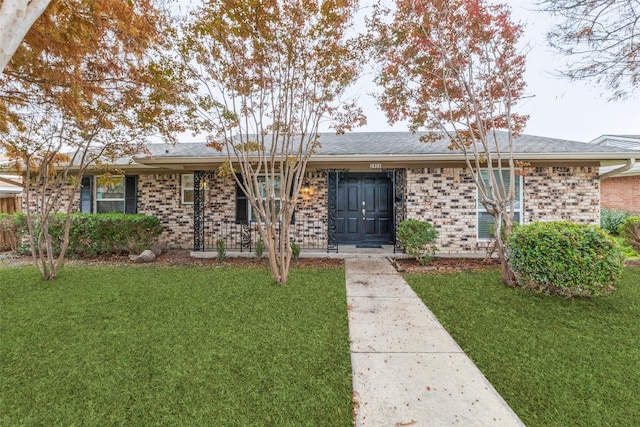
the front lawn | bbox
[0,265,352,426]
[405,268,640,427]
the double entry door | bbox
[336,173,392,244]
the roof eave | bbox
[133,152,640,166]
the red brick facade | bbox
[601,175,640,214]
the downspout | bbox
[599,158,636,180]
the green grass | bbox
[405,268,640,427]
[0,265,352,426]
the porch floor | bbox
[191,245,408,260]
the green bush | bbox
[600,208,632,235]
[290,240,300,259]
[7,213,162,256]
[216,238,227,261]
[614,236,639,258]
[255,238,265,258]
[507,221,624,297]
[619,216,640,253]
[397,219,439,264]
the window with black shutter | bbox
[80,176,93,213]
[234,174,295,224]
[80,175,137,213]
[235,180,248,223]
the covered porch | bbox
[191,169,408,254]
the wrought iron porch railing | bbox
[202,219,329,252]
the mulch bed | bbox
[0,250,344,269]
[393,257,501,273]
[3,251,638,272]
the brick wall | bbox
[21,166,601,254]
[406,166,600,256]
[406,167,486,254]
[23,184,80,213]
[137,173,237,247]
[137,172,329,248]
[601,175,640,214]
[524,166,600,223]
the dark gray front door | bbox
[337,173,392,244]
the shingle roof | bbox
[590,134,640,151]
[142,131,635,159]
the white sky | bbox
[339,0,640,143]
[172,0,640,144]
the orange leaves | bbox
[1,0,181,142]
[373,0,528,138]
[182,0,364,142]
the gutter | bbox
[133,152,640,166]
[0,175,22,187]
[600,158,636,179]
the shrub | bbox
[601,208,632,236]
[10,213,162,256]
[614,236,639,258]
[397,219,439,264]
[0,213,24,252]
[619,216,640,253]
[255,238,265,258]
[507,221,624,297]
[216,238,227,261]
[290,240,300,259]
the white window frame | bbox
[476,170,523,242]
[94,175,125,213]
[182,174,194,205]
[181,173,207,205]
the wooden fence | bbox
[1,195,22,250]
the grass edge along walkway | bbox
[0,265,353,426]
[405,267,640,427]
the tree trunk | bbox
[494,235,515,287]
[0,0,51,73]
[262,220,292,285]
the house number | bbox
[370,163,382,169]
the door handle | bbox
[362,208,366,220]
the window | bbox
[96,176,125,213]
[182,174,207,205]
[477,170,522,241]
[250,176,281,221]
[182,174,195,204]
[235,175,294,223]
[181,173,194,205]
[80,175,137,214]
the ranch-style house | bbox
[49,132,640,256]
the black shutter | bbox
[290,179,296,224]
[235,179,248,223]
[80,176,93,213]
[125,175,138,214]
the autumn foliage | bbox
[0,0,180,280]
[372,0,528,285]
[181,0,365,284]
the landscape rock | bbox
[129,249,156,263]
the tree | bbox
[0,0,182,280]
[181,0,365,284]
[372,0,528,286]
[539,0,640,99]
[0,0,51,73]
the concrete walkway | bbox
[346,258,524,426]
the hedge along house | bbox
[71,132,639,256]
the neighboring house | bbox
[28,131,640,256]
[591,135,640,214]
[0,154,23,214]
